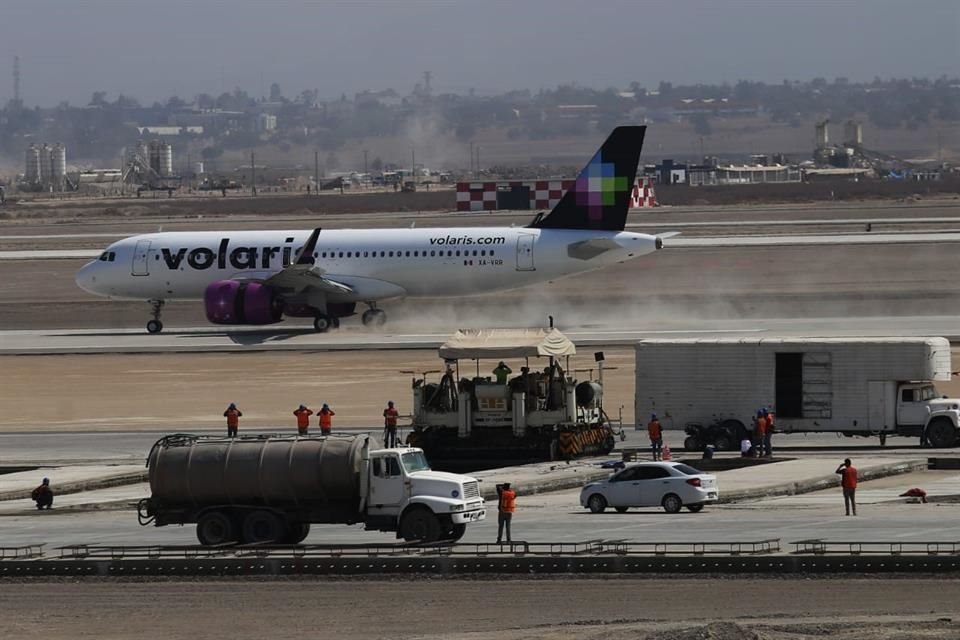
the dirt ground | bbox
[0,348,637,432]
[0,578,957,640]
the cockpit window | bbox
[108,252,116,262]
[99,252,109,261]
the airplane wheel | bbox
[361,309,376,327]
[313,314,332,333]
[146,320,163,334]
[372,309,387,327]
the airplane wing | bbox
[263,227,355,296]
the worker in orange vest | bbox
[753,409,768,457]
[647,413,663,461]
[294,404,313,436]
[761,408,774,458]
[496,482,516,544]
[383,401,399,447]
[223,403,242,438]
[835,458,858,516]
[318,403,335,435]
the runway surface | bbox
[2,315,959,355]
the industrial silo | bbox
[38,144,52,185]
[24,145,41,184]
[158,142,173,177]
[50,143,67,190]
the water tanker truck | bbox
[138,433,486,545]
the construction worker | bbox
[294,404,313,436]
[496,482,516,544]
[31,478,53,510]
[223,403,242,438]
[762,408,774,457]
[383,401,399,447]
[647,413,663,461]
[753,409,768,457]
[318,403,335,435]
[836,458,859,516]
[493,361,512,384]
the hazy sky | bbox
[1,0,957,107]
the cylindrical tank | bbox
[158,142,173,177]
[50,143,66,189]
[148,434,379,507]
[193,161,204,176]
[24,145,41,183]
[38,144,51,183]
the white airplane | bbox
[76,126,664,334]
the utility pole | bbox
[469,142,474,173]
[314,150,319,194]
[475,146,481,174]
[12,55,20,105]
[363,149,369,175]
[411,146,416,186]
[251,151,256,196]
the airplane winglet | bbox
[295,227,322,265]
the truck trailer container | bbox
[634,337,960,449]
[139,433,486,545]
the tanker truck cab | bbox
[897,383,960,447]
[364,446,486,542]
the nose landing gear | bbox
[313,313,340,333]
[146,300,165,334]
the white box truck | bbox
[634,337,960,449]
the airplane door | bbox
[131,240,151,276]
[516,234,535,271]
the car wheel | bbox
[587,494,607,514]
[614,506,629,513]
[686,504,704,513]
[662,493,682,514]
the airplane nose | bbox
[75,262,99,294]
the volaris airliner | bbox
[76,126,664,333]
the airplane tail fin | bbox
[529,126,646,232]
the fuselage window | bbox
[380,251,386,257]
[481,250,486,257]
[430,250,436,257]
[455,250,461,257]
[490,250,495,257]
[388,251,394,257]
[472,250,478,256]
[405,251,410,257]
[413,250,418,257]
[363,251,369,258]
[321,252,327,258]
[447,250,453,257]
[338,252,344,258]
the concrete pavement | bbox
[0,465,145,502]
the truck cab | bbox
[896,383,960,447]
[364,446,486,541]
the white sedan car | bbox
[580,462,719,514]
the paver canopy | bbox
[438,328,576,360]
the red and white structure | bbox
[456,177,657,212]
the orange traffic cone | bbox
[662,442,672,461]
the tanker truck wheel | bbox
[196,511,236,546]
[400,507,441,543]
[283,523,311,544]
[446,523,467,542]
[241,510,287,544]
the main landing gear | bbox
[361,307,387,328]
[146,300,165,334]
[313,313,340,333]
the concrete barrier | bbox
[3,554,960,578]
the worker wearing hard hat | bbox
[294,404,314,436]
[647,413,663,461]
[223,403,242,438]
[318,403,335,436]
[31,477,53,510]
[383,401,399,447]
[493,361,512,385]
